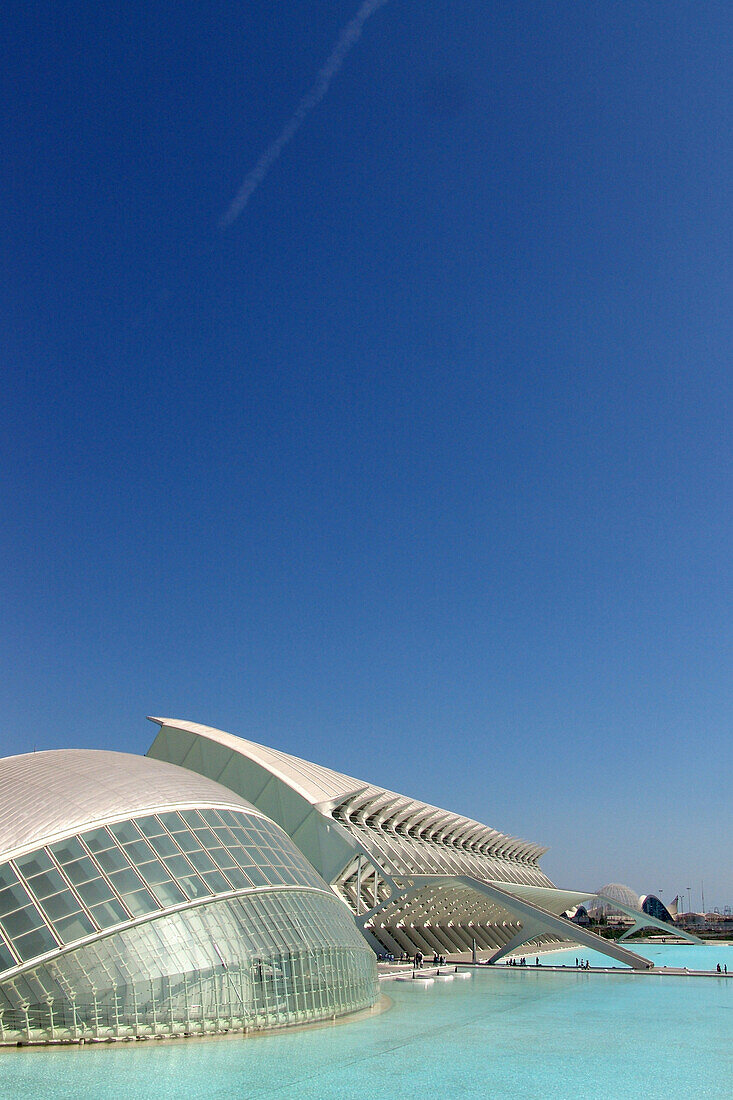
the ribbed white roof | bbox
[149,718,367,806]
[0,749,260,861]
[148,719,546,862]
[592,882,642,912]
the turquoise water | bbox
[519,940,733,970]
[2,945,731,1099]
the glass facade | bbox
[0,808,326,972]
[0,805,378,1043]
[0,891,377,1042]
[642,895,675,924]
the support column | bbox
[487,921,545,964]
[356,858,363,916]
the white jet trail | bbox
[220,0,390,228]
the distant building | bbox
[676,911,733,936]
[589,883,642,919]
[565,905,591,926]
[640,895,676,925]
[587,885,694,940]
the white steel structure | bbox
[0,750,377,1044]
[148,719,668,970]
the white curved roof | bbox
[149,718,367,806]
[592,882,642,912]
[148,718,546,862]
[0,749,261,861]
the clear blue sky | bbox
[2,1,731,909]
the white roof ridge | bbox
[150,718,540,856]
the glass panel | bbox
[82,836,162,916]
[156,853,192,880]
[157,812,186,834]
[0,880,34,920]
[12,925,57,961]
[107,820,141,845]
[179,809,206,829]
[208,847,241,871]
[1,907,41,939]
[136,816,166,839]
[49,837,84,864]
[80,828,116,854]
[15,850,55,879]
[74,876,116,907]
[53,855,98,888]
[176,875,211,901]
[144,833,178,859]
[0,865,20,892]
[147,879,187,907]
[229,840,262,868]
[1,813,329,970]
[131,860,187,907]
[186,849,218,874]
[218,810,242,830]
[192,826,218,850]
[169,830,200,854]
[212,824,240,850]
[54,912,95,941]
[106,868,148,896]
[242,865,271,888]
[215,865,251,890]
[123,839,156,864]
[118,889,158,917]
[199,809,225,828]
[104,814,249,911]
[93,848,129,875]
[0,935,15,971]
[89,898,128,928]
[40,892,78,921]
[201,869,231,893]
[228,825,258,850]
[131,858,172,887]
[19,867,70,904]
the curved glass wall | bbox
[0,806,378,1043]
[0,891,377,1042]
[0,808,325,971]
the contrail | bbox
[220,0,390,228]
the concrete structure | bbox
[0,750,377,1044]
[149,719,678,970]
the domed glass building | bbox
[0,750,378,1044]
[589,883,642,916]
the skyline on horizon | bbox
[2,1,731,909]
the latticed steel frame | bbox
[329,795,555,958]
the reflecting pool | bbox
[517,940,733,970]
[2,945,731,1099]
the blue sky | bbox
[2,1,731,909]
